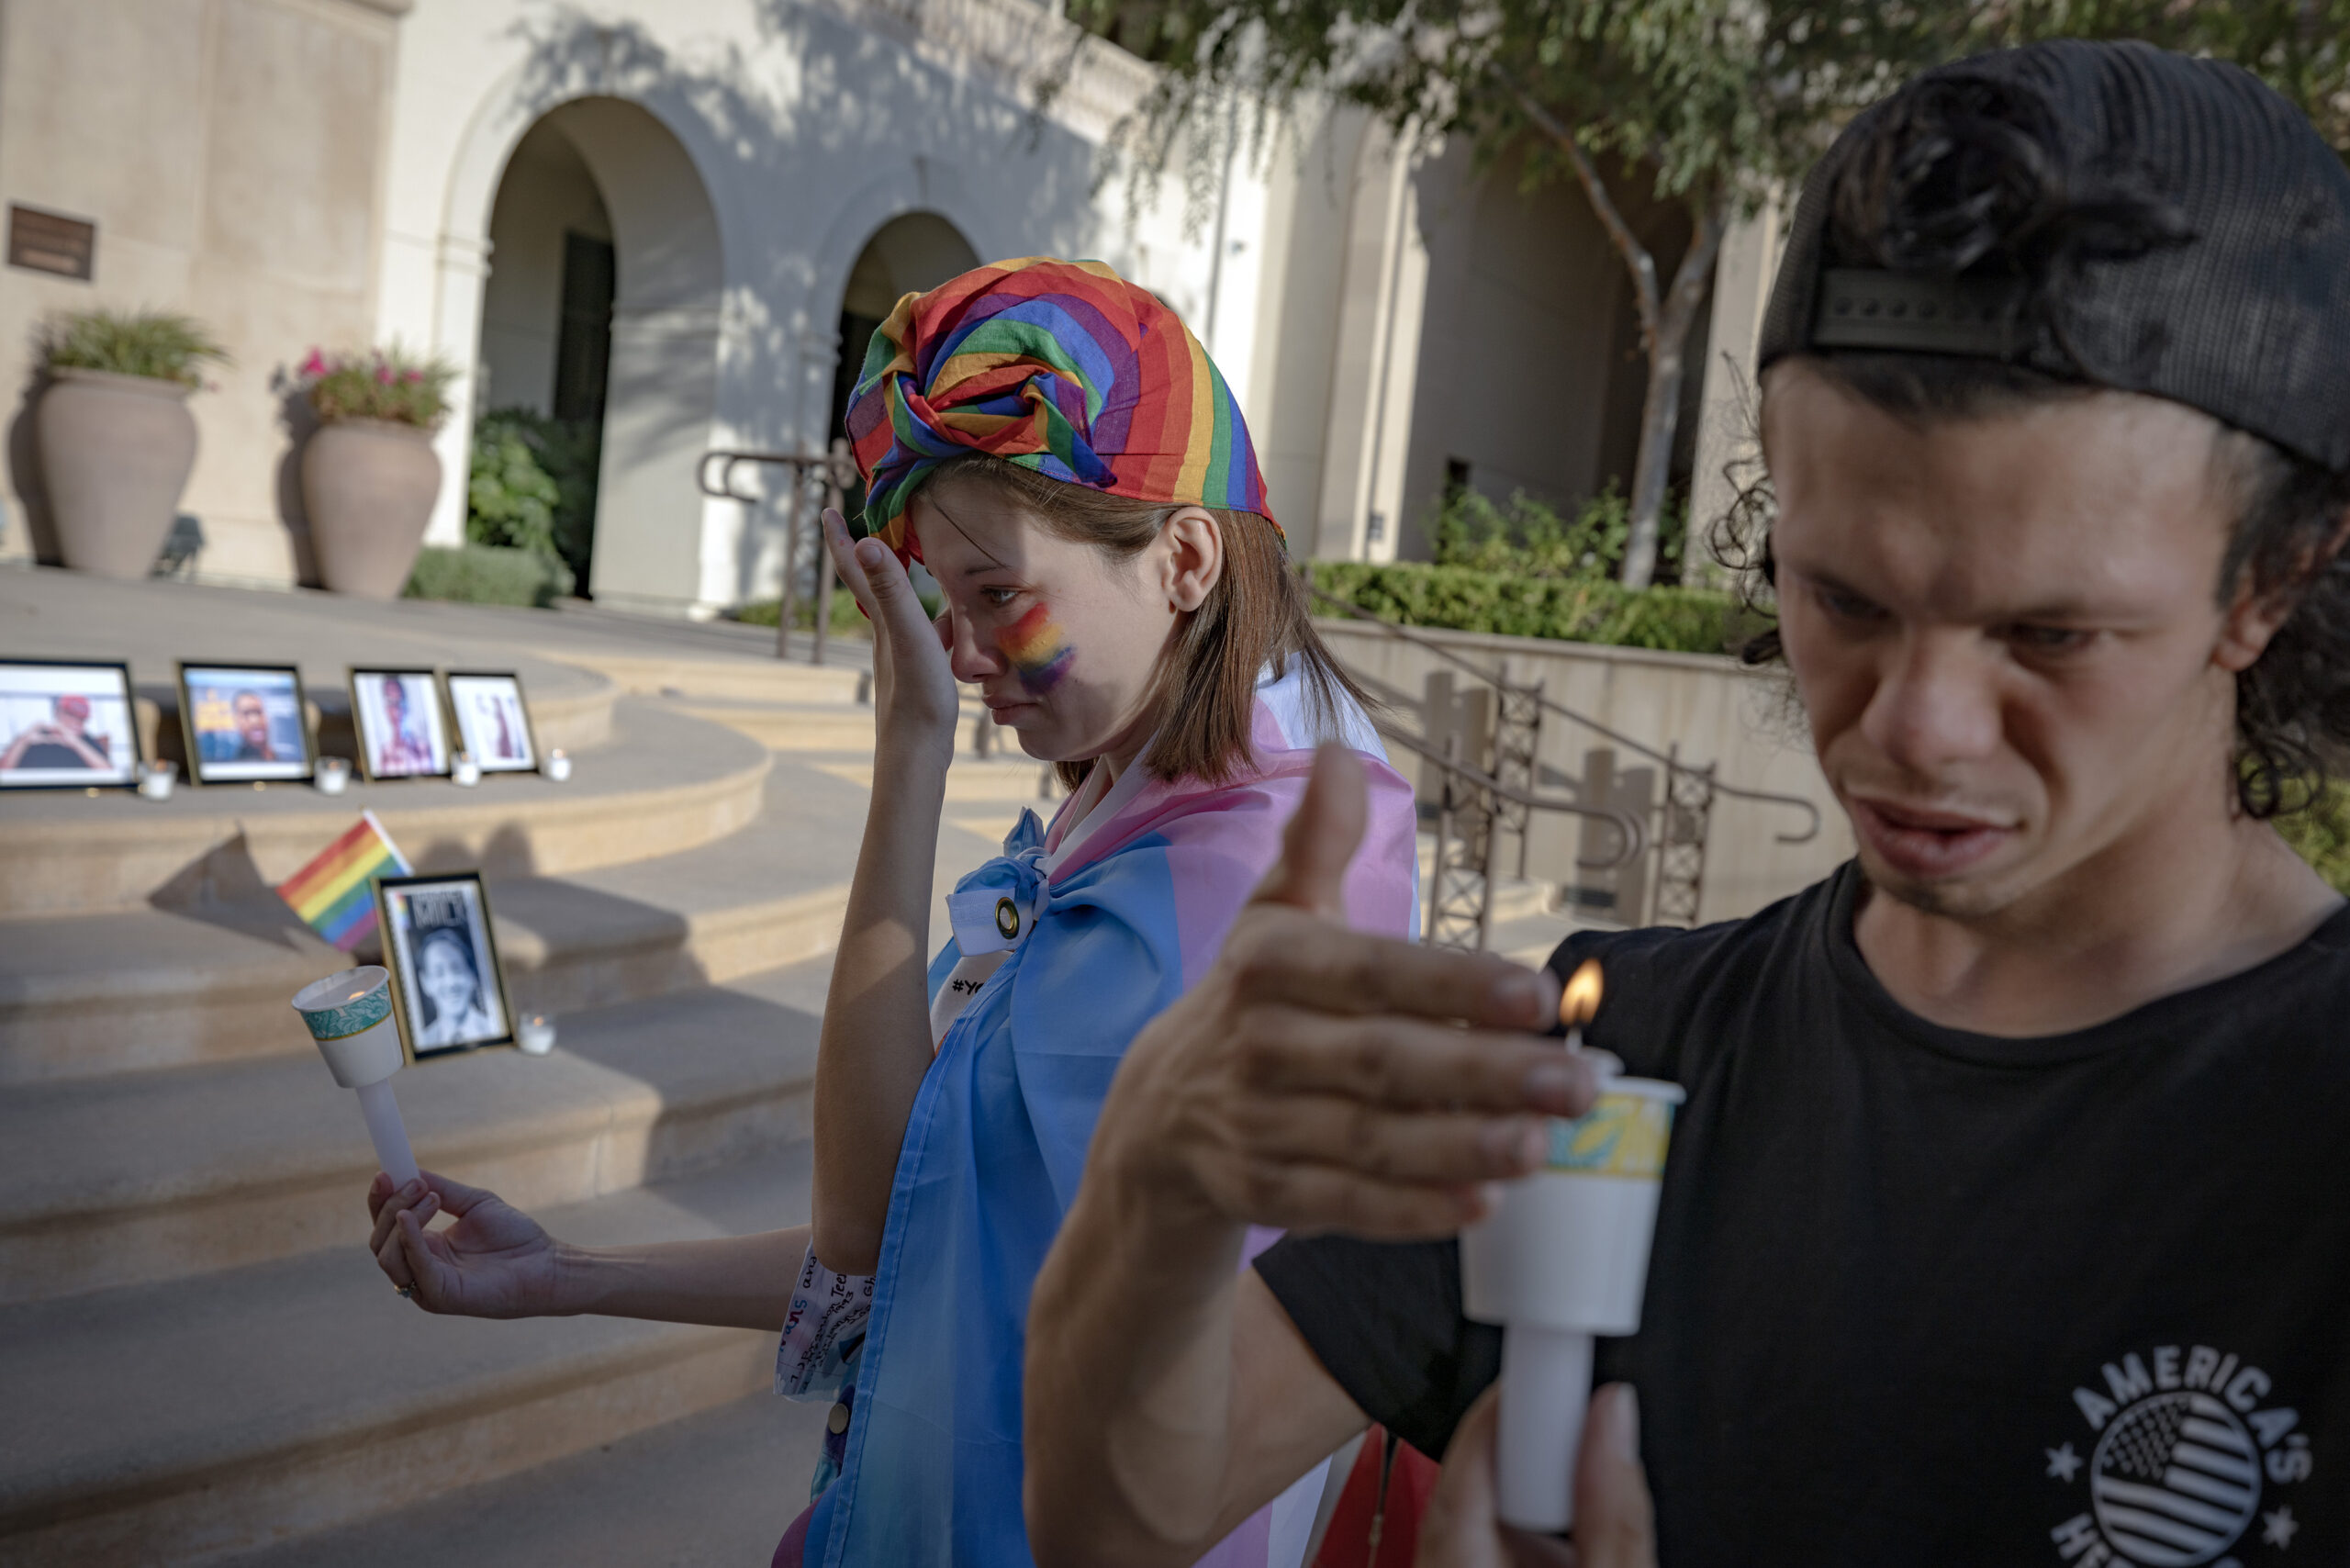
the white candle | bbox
[291,966,419,1187]
[1459,961,1683,1533]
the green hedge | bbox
[403,543,574,609]
[1309,561,1744,655]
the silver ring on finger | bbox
[396,1282,416,1300]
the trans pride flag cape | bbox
[801,666,1418,1568]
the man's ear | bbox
[2214,508,2350,673]
[1161,507,1225,613]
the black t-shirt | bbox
[1259,863,2350,1565]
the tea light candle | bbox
[291,966,419,1188]
[517,1013,556,1054]
[452,752,481,788]
[315,757,351,796]
[137,760,177,801]
[544,749,572,783]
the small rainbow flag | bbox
[275,810,412,951]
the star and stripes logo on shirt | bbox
[2049,1346,2314,1566]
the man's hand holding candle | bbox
[1024,747,1657,1566]
[1074,745,1597,1242]
[1416,1383,1658,1568]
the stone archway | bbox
[827,211,981,450]
[442,94,725,613]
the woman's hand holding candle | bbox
[369,1170,562,1318]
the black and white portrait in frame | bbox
[375,871,514,1058]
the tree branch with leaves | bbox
[1069,0,2350,585]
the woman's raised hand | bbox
[822,506,960,767]
[367,1170,564,1319]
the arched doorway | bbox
[828,213,980,502]
[469,96,722,610]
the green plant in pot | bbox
[297,344,455,599]
[35,309,226,579]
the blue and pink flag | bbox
[796,665,1418,1568]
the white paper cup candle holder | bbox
[1458,960,1685,1534]
[291,966,420,1189]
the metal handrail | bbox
[696,447,856,505]
[1304,578,1823,845]
[1374,716,1646,870]
[698,445,859,666]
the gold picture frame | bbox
[374,870,517,1061]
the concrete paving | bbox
[0,1153,815,1566]
[217,1388,825,1568]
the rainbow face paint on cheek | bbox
[998,603,1076,693]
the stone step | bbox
[560,651,866,706]
[672,694,876,752]
[0,759,881,1083]
[0,1149,813,1567]
[0,567,623,763]
[0,957,835,1305]
[812,756,1065,804]
[666,689,1041,761]
[0,699,771,919]
[214,1385,826,1568]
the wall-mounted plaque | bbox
[8,207,95,281]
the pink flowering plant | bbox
[297,344,454,430]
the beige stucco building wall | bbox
[0,0,408,587]
[1316,617,1854,924]
[0,0,1779,617]
[1238,110,1709,567]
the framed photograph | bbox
[375,871,514,1059]
[0,659,141,790]
[444,671,537,774]
[178,663,312,785]
[350,668,452,782]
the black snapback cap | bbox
[1759,39,2350,474]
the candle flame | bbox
[1560,958,1604,1029]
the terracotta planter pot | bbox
[302,418,443,599]
[35,368,199,579]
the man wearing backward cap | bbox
[1025,40,2350,1565]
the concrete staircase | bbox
[0,569,1058,1565]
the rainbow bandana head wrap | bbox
[844,256,1276,561]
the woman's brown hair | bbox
[915,454,1373,790]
